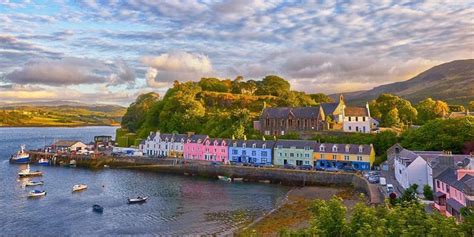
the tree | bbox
[309,93,334,104]
[416,98,449,124]
[198,77,231,92]
[308,197,348,236]
[469,101,474,111]
[423,185,433,200]
[255,75,290,96]
[121,92,160,132]
[384,108,401,127]
[449,105,465,112]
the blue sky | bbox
[0,0,473,105]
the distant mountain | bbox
[332,59,474,105]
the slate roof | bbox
[446,198,464,212]
[435,168,474,195]
[275,140,318,149]
[205,138,230,145]
[344,106,369,116]
[261,107,320,119]
[187,134,208,143]
[314,143,373,155]
[320,102,339,115]
[53,140,83,147]
[230,140,276,149]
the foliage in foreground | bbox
[279,197,473,237]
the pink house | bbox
[202,138,229,163]
[434,168,474,221]
[183,134,209,161]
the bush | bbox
[423,185,434,200]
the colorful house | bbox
[202,138,229,163]
[183,134,209,161]
[273,140,317,167]
[228,139,275,165]
[142,132,187,158]
[313,143,375,171]
[434,168,474,221]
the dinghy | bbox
[92,204,103,213]
[127,196,148,204]
[25,181,44,186]
[28,190,46,198]
[18,164,43,177]
[72,184,88,192]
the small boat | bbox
[233,177,244,182]
[218,175,232,182]
[38,158,49,166]
[28,190,46,198]
[18,164,43,177]
[103,165,110,168]
[25,181,44,186]
[127,196,148,204]
[92,204,103,213]
[10,145,30,164]
[72,184,88,192]
[69,160,77,168]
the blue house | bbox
[228,140,275,165]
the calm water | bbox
[0,127,289,235]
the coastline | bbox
[0,124,120,128]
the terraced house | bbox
[273,140,317,167]
[183,134,209,161]
[202,138,229,163]
[142,132,187,158]
[228,139,275,166]
[313,143,375,171]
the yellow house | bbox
[312,143,375,170]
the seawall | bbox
[29,152,383,204]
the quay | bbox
[28,151,384,204]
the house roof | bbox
[448,111,474,119]
[230,139,276,148]
[435,168,474,195]
[320,102,339,115]
[187,134,208,143]
[344,106,369,116]
[53,140,83,147]
[446,198,464,212]
[314,143,373,155]
[275,140,318,149]
[261,107,320,119]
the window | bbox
[242,143,246,148]
[349,126,351,130]
[262,144,266,149]
[261,158,267,163]
[261,151,268,157]
[305,154,310,158]
[349,117,351,122]
[252,151,256,156]
[332,155,337,160]
[290,153,294,157]
[304,161,310,165]
[242,150,246,155]
[447,186,450,193]
[356,117,359,122]
[359,145,363,153]
[344,155,349,161]
[279,153,282,156]
[320,154,325,159]
[332,145,338,152]
[232,150,238,155]
[363,117,366,122]
[345,145,350,153]
[320,145,325,152]
[357,156,363,161]
[252,144,256,148]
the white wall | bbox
[394,156,428,193]
[343,117,371,133]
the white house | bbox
[342,103,372,133]
[142,131,187,158]
[51,140,87,153]
[389,144,471,192]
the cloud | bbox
[141,51,213,88]
[3,57,136,86]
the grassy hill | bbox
[0,103,126,127]
[333,59,474,105]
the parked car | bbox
[283,164,296,169]
[342,166,356,173]
[368,175,380,183]
[314,166,326,171]
[325,167,339,172]
[379,177,387,186]
[386,184,394,193]
[299,165,313,170]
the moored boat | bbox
[28,190,46,198]
[72,184,88,192]
[127,196,148,204]
[218,175,232,182]
[25,180,44,186]
[18,164,43,177]
[10,145,30,164]
[92,204,103,213]
[38,158,49,166]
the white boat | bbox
[103,165,110,168]
[28,190,46,197]
[218,175,232,182]
[10,145,30,164]
[18,164,43,177]
[127,196,148,204]
[38,158,49,166]
[25,181,44,186]
[72,184,88,192]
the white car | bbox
[379,177,387,186]
[386,184,394,193]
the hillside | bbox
[0,104,126,127]
[333,59,474,105]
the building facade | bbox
[183,134,209,161]
[142,132,189,158]
[342,103,372,133]
[313,143,375,171]
[202,138,229,163]
[434,168,474,221]
[273,140,317,166]
[228,140,275,165]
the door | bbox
[284,159,288,165]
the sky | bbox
[0,0,473,106]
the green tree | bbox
[384,108,401,127]
[469,101,474,110]
[255,75,290,96]
[423,185,433,200]
[309,93,333,104]
[198,77,231,92]
[121,92,160,132]
[416,98,449,124]
[308,197,348,236]
[370,94,417,126]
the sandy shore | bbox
[237,186,362,236]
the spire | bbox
[339,94,344,103]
